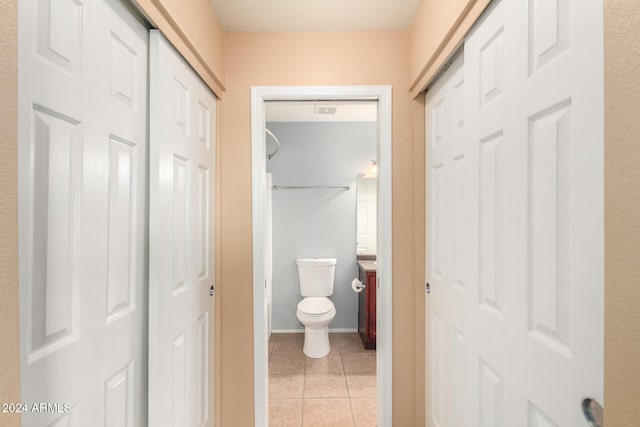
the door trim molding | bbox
[250,85,393,426]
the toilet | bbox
[296,258,337,358]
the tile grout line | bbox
[344,348,358,426]
[348,394,358,427]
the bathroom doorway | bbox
[250,86,393,426]
[265,101,376,425]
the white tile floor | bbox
[268,332,376,427]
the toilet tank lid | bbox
[296,258,337,266]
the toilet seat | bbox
[297,297,334,316]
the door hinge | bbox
[425,282,431,294]
[209,284,215,296]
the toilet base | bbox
[303,326,330,358]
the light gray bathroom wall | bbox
[267,121,376,330]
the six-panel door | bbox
[148,31,216,427]
[426,0,604,425]
[19,0,149,425]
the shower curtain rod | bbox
[272,185,352,191]
[265,128,280,159]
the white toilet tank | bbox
[296,258,337,297]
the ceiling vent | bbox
[314,105,337,115]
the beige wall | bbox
[219,31,424,426]
[604,1,640,424]
[0,0,21,426]
[133,0,226,95]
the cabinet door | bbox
[367,272,377,342]
[358,267,367,341]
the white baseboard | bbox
[270,328,358,334]
[329,328,358,333]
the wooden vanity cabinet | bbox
[358,264,376,349]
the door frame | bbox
[250,85,393,426]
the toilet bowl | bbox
[296,297,336,358]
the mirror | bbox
[356,175,377,255]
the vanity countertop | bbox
[357,260,377,273]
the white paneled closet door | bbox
[426,0,604,425]
[18,0,149,425]
[425,52,467,427]
[149,31,216,427]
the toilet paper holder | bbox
[352,278,366,292]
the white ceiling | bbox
[265,101,377,122]
[209,0,423,32]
